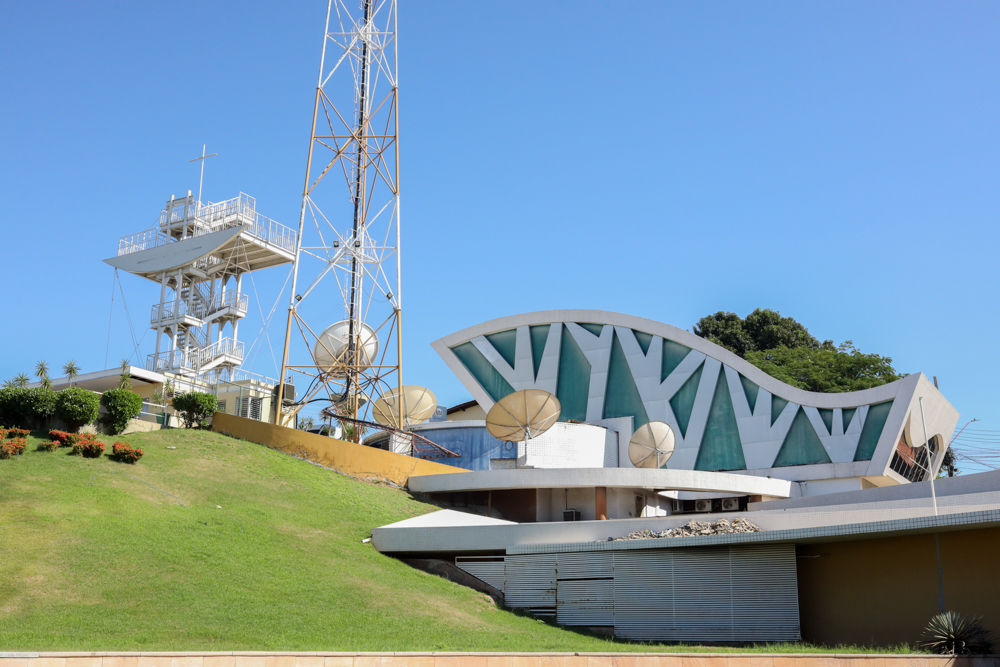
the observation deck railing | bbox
[206,291,249,317]
[150,301,204,324]
[118,193,296,258]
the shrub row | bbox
[0,387,100,431]
[2,429,143,464]
[0,386,144,435]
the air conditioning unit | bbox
[671,499,683,513]
[563,509,581,522]
[695,499,713,512]
[721,498,740,511]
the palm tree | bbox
[40,375,52,390]
[118,358,132,389]
[63,360,80,387]
[35,361,49,380]
[13,373,30,388]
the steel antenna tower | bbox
[276,0,402,431]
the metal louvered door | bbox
[556,552,614,626]
[454,556,506,592]
[613,544,800,642]
[504,553,557,616]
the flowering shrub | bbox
[49,430,73,446]
[6,427,29,440]
[112,442,143,464]
[36,440,60,452]
[0,438,27,459]
[72,438,105,458]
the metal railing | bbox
[149,301,205,324]
[119,229,170,256]
[206,291,249,316]
[199,337,245,366]
[146,349,197,373]
[119,193,297,257]
[200,367,291,387]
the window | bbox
[239,397,262,421]
[217,400,227,414]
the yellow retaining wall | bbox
[212,412,466,487]
[0,654,995,667]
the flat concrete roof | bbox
[408,467,794,497]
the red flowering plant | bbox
[5,428,29,440]
[72,438,105,458]
[36,440,60,452]
[0,439,27,459]
[49,430,73,446]
[112,442,143,464]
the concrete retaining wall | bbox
[211,412,467,487]
[0,653,995,667]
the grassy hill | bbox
[0,428,904,652]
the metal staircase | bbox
[133,191,288,381]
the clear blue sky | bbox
[2,2,998,468]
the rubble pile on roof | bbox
[612,517,761,541]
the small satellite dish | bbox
[629,420,675,468]
[372,385,437,429]
[314,320,379,378]
[486,389,561,443]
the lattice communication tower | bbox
[276,0,402,431]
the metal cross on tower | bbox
[276,0,402,433]
[189,145,217,204]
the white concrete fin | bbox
[565,322,614,422]
[471,335,518,385]
[533,322,562,394]
[724,365,772,468]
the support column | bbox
[595,487,607,520]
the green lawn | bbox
[0,428,915,653]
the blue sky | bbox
[1,2,998,468]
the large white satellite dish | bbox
[313,320,379,378]
[628,420,675,468]
[372,385,437,430]
[485,389,561,443]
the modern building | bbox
[367,310,997,644]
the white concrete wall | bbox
[517,422,610,468]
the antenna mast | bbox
[276,0,402,433]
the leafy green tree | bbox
[744,342,901,393]
[101,388,143,434]
[171,392,218,428]
[693,308,833,357]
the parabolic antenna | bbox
[372,385,438,430]
[313,320,379,378]
[628,420,675,468]
[486,389,561,443]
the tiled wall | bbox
[0,654,996,667]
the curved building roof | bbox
[432,310,959,483]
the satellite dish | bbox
[629,420,675,468]
[372,385,437,429]
[486,389,561,443]
[313,320,379,378]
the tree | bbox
[35,360,50,388]
[101,388,143,434]
[694,309,900,393]
[297,415,315,431]
[171,392,218,428]
[693,308,833,358]
[63,360,80,387]
[744,342,901,393]
[118,359,133,390]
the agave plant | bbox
[63,360,80,387]
[921,611,994,654]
